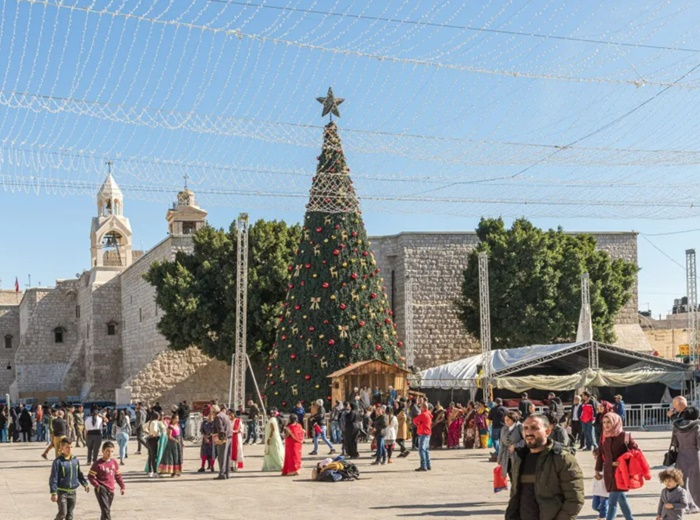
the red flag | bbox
[14,277,19,293]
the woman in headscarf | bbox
[446,403,465,448]
[594,400,614,446]
[343,402,361,458]
[262,408,285,472]
[671,405,700,513]
[430,403,446,449]
[198,408,216,472]
[595,412,637,520]
[463,402,477,449]
[497,411,524,480]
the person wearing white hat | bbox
[309,399,336,456]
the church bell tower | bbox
[90,167,133,268]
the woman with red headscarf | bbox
[595,412,637,520]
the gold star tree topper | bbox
[316,87,344,118]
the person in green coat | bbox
[506,414,584,520]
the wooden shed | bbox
[327,360,411,404]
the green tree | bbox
[265,121,404,408]
[144,219,301,364]
[457,218,637,349]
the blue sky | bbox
[1,1,699,316]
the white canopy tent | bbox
[418,341,690,394]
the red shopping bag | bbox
[493,465,508,493]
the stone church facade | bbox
[0,176,647,404]
[0,176,230,404]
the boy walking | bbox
[49,439,89,520]
[88,441,126,520]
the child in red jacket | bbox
[88,441,125,520]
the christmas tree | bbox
[265,89,404,408]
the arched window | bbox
[4,335,12,349]
[54,327,65,344]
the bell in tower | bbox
[90,163,134,268]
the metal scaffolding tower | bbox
[688,249,698,368]
[404,276,415,370]
[478,252,493,399]
[577,272,596,368]
[231,213,249,409]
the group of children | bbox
[49,439,125,520]
[589,448,689,520]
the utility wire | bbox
[208,0,700,54]
[640,234,686,270]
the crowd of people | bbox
[4,386,700,519]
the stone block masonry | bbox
[369,231,640,371]
[0,304,20,395]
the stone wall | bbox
[14,282,80,396]
[0,290,22,306]
[119,236,193,381]
[369,231,639,371]
[84,275,123,399]
[0,305,20,395]
[122,346,229,406]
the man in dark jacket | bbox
[244,400,259,445]
[487,398,508,456]
[518,393,534,421]
[506,414,584,520]
[547,393,564,423]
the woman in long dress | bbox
[144,412,167,477]
[671,406,700,512]
[430,404,446,449]
[344,402,361,458]
[229,410,245,471]
[262,409,285,472]
[463,402,477,449]
[446,404,465,448]
[475,402,489,449]
[158,413,183,477]
[282,413,304,476]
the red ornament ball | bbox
[294,304,301,310]
[359,321,365,327]
[316,227,323,233]
[305,263,311,269]
[375,345,382,351]
[339,303,346,310]
[351,231,358,237]
[309,326,315,331]
[322,282,330,288]
[305,374,311,381]
[290,353,297,360]
[328,339,335,346]
[362,251,369,256]
[333,249,340,256]
[370,293,377,299]
[351,273,358,280]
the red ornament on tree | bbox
[359,321,365,327]
[351,273,358,280]
[328,339,335,345]
[316,227,323,233]
[322,282,330,288]
[340,303,346,310]
[290,353,297,360]
[375,345,382,351]
[333,249,340,256]
[305,374,311,381]
[370,293,377,299]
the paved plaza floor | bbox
[0,431,675,519]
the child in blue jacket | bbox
[49,439,89,520]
